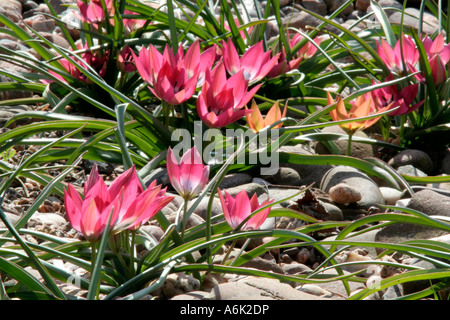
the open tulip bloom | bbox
[222,38,280,85]
[218,189,274,231]
[328,92,390,136]
[197,62,261,128]
[246,100,287,132]
[410,32,450,86]
[76,0,114,25]
[132,41,216,106]
[64,164,173,242]
[166,146,209,201]
[328,92,391,156]
[376,34,419,76]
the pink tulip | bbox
[64,164,173,242]
[415,32,450,85]
[428,54,447,85]
[218,189,273,231]
[370,74,423,116]
[123,9,146,33]
[222,39,280,85]
[166,146,209,200]
[376,34,419,76]
[76,0,114,24]
[132,41,215,105]
[196,62,261,128]
[268,33,321,78]
[422,32,450,65]
[117,45,136,73]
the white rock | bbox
[379,187,403,205]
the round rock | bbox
[320,166,385,209]
[388,149,434,175]
[328,183,362,204]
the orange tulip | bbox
[328,92,389,136]
[246,100,287,132]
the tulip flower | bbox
[197,62,261,128]
[64,164,173,242]
[422,32,450,64]
[413,32,450,86]
[268,33,321,78]
[328,92,391,156]
[166,146,209,200]
[76,0,114,25]
[132,41,215,105]
[117,45,136,73]
[218,189,274,231]
[428,55,447,86]
[246,100,287,132]
[376,34,419,76]
[123,9,146,34]
[222,39,280,85]
[370,74,423,116]
[328,92,390,135]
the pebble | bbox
[151,272,201,300]
[335,249,375,277]
[388,149,434,175]
[328,183,362,204]
[261,166,302,186]
[320,166,386,209]
[296,283,336,298]
[203,276,331,300]
[379,187,403,205]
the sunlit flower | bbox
[218,189,273,231]
[76,0,114,25]
[132,41,215,105]
[376,34,419,76]
[123,9,146,33]
[222,38,280,85]
[422,32,450,65]
[413,32,450,85]
[328,92,390,135]
[166,146,209,200]
[196,62,261,128]
[246,100,287,132]
[64,164,173,242]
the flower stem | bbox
[90,243,99,300]
[129,231,136,277]
[221,239,237,265]
[346,133,353,156]
[181,199,189,238]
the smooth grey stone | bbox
[320,166,385,209]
